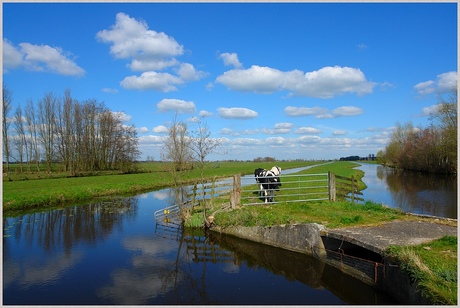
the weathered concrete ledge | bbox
[210,220,457,304]
[210,223,327,258]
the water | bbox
[357,163,457,219]
[4,162,455,304]
[3,188,396,305]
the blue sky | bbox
[3,2,457,161]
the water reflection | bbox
[4,180,400,305]
[209,231,396,305]
[359,163,457,218]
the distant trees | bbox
[3,87,140,174]
[380,89,457,174]
[253,157,276,162]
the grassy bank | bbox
[386,236,457,305]
[3,160,317,215]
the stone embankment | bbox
[210,219,457,304]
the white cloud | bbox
[437,71,457,93]
[157,98,196,114]
[175,63,206,81]
[97,13,205,91]
[333,130,347,136]
[121,71,182,91]
[420,104,441,117]
[2,39,85,76]
[414,71,457,95]
[199,110,213,117]
[152,125,168,133]
[284,106,329,117]
[216,65,376,98]
[102,87,119,93]
[219,52,242,68]
[219,128,235,135]
[111,111,132,122]
[138,127,149,134]
[295,127,322,134]
[96,12,183,67]
[130,58,179,71]
[217,107,258,119]
[414,80,435,95]
[2,39,23,71]
[216,65,284,93]
[332,106,363,117]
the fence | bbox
[183,172,364,208]
[240,173,330,206]
[154,171,364,230]
[330,173,364,203]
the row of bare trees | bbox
[378,89,457,174]
[3,85,140,174]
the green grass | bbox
[386,236,457,305]
[3,160,318,214]
[211,200,405,228]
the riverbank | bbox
[3,160,319,215]
[210,218,457,305]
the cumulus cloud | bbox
[3,39,85,76]
[152,125,168,133]
[216,65,285,93]
[284,106,329,118]
[414,71,457,95]
[199,110,213,117]
[332,106,363,117]
[157,98,196,113]
[176,63,207,81]
[420,104,442,117]
[111,111,132,122]
[216,65,376,98]
[285,105,363,118]
[96,12,183,64]
[121,71,183,91]
[295,127,322,134]
[333,130,347,136]
[97,12,205,91]
[138,127,149,134]
[219,52,243,68]
[217,107,258,119]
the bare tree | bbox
[12,105,26,173]
[37,93,57,172]
[161,113,194,220]
[188,117,223,227]
[162,113,193,173]
[3,83,13,174]
[24,99,41,171]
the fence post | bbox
[231,174,241,208]
[328,171,336,202]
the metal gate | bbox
[241,173,330,206]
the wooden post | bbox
[231,174,241,208]
[328,171,336,202]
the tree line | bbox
[378,89,457,174]
[3,85,140,174]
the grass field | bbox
[3,160,318,214]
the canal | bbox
[357,163,457,219]
[3,163,456,304]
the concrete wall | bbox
[210,223,327,258]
